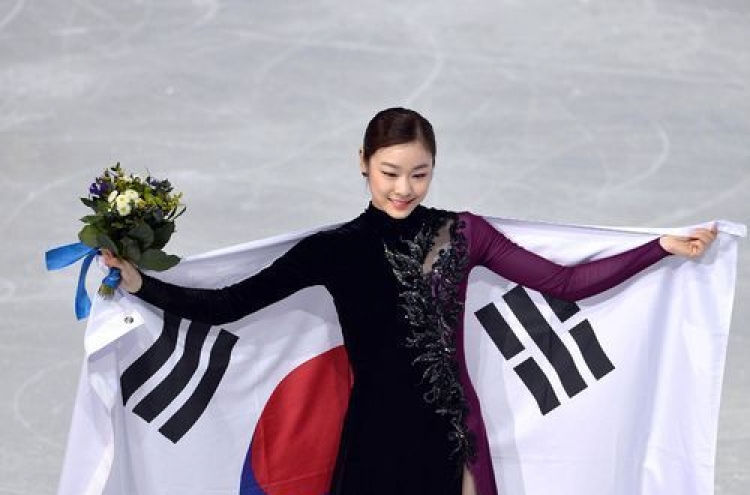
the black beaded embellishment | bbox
[383,211,476,462]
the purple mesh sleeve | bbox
[460,212,671,301]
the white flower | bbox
[108,191,119,203]
[115,194,132,216]
[123,189,139,201]
[116,202,132,216]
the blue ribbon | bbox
[103,267,122,289]
[45,242,119,320]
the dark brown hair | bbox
[362,107,436,163]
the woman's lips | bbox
[389,198,414,210]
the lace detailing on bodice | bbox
[383,209,476,463]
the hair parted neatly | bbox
[362,108,436,164]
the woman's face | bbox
[360,140,434,219]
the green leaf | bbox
[78,225,101,248]
[94,200,111,214]
[151,222,175,250]
[138,249,180,271]
[96,233,119,256]
[80,214,101,224]
[167,205,186,220]
[80,197,97,208]
[121,236,142,262]
[128,221,155,249]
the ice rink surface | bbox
[1,0,748,493]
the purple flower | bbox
[147,176,172,193]
[88,179,111,198]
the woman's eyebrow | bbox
[380,162,431,170]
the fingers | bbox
[100,249,124,269]
[680,227,716,258]
[690,227,718,247]
[658,226,718,259]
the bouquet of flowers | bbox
[46,163,185,319]
[81,163,184,288]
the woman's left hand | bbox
[659,225,718,258]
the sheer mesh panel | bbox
[423,218,454,274]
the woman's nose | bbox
[394,177,413,196]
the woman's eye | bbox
[382,171,398,178]
[413,173,428,179]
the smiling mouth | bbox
[389,198,414,209]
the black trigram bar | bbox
[159,329,239,443]
[514,358,560,415]
[475,303,525,359]
[119,312,239,442]
[121,312,181,405]
[569,320,615,380]
[132,320,212,422]
[503,286,587,398]
[542,294,580,323]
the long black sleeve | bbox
[134,232,331,325]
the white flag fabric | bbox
[57,217,745,495]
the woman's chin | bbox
[385,199,419,218]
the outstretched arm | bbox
[461,213,716,302]
[102,232,331,325]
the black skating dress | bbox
[134,203,670,495]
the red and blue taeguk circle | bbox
[239,346,352,495]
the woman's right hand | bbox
[101,249,143,293]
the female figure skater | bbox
[103,107,716,495]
